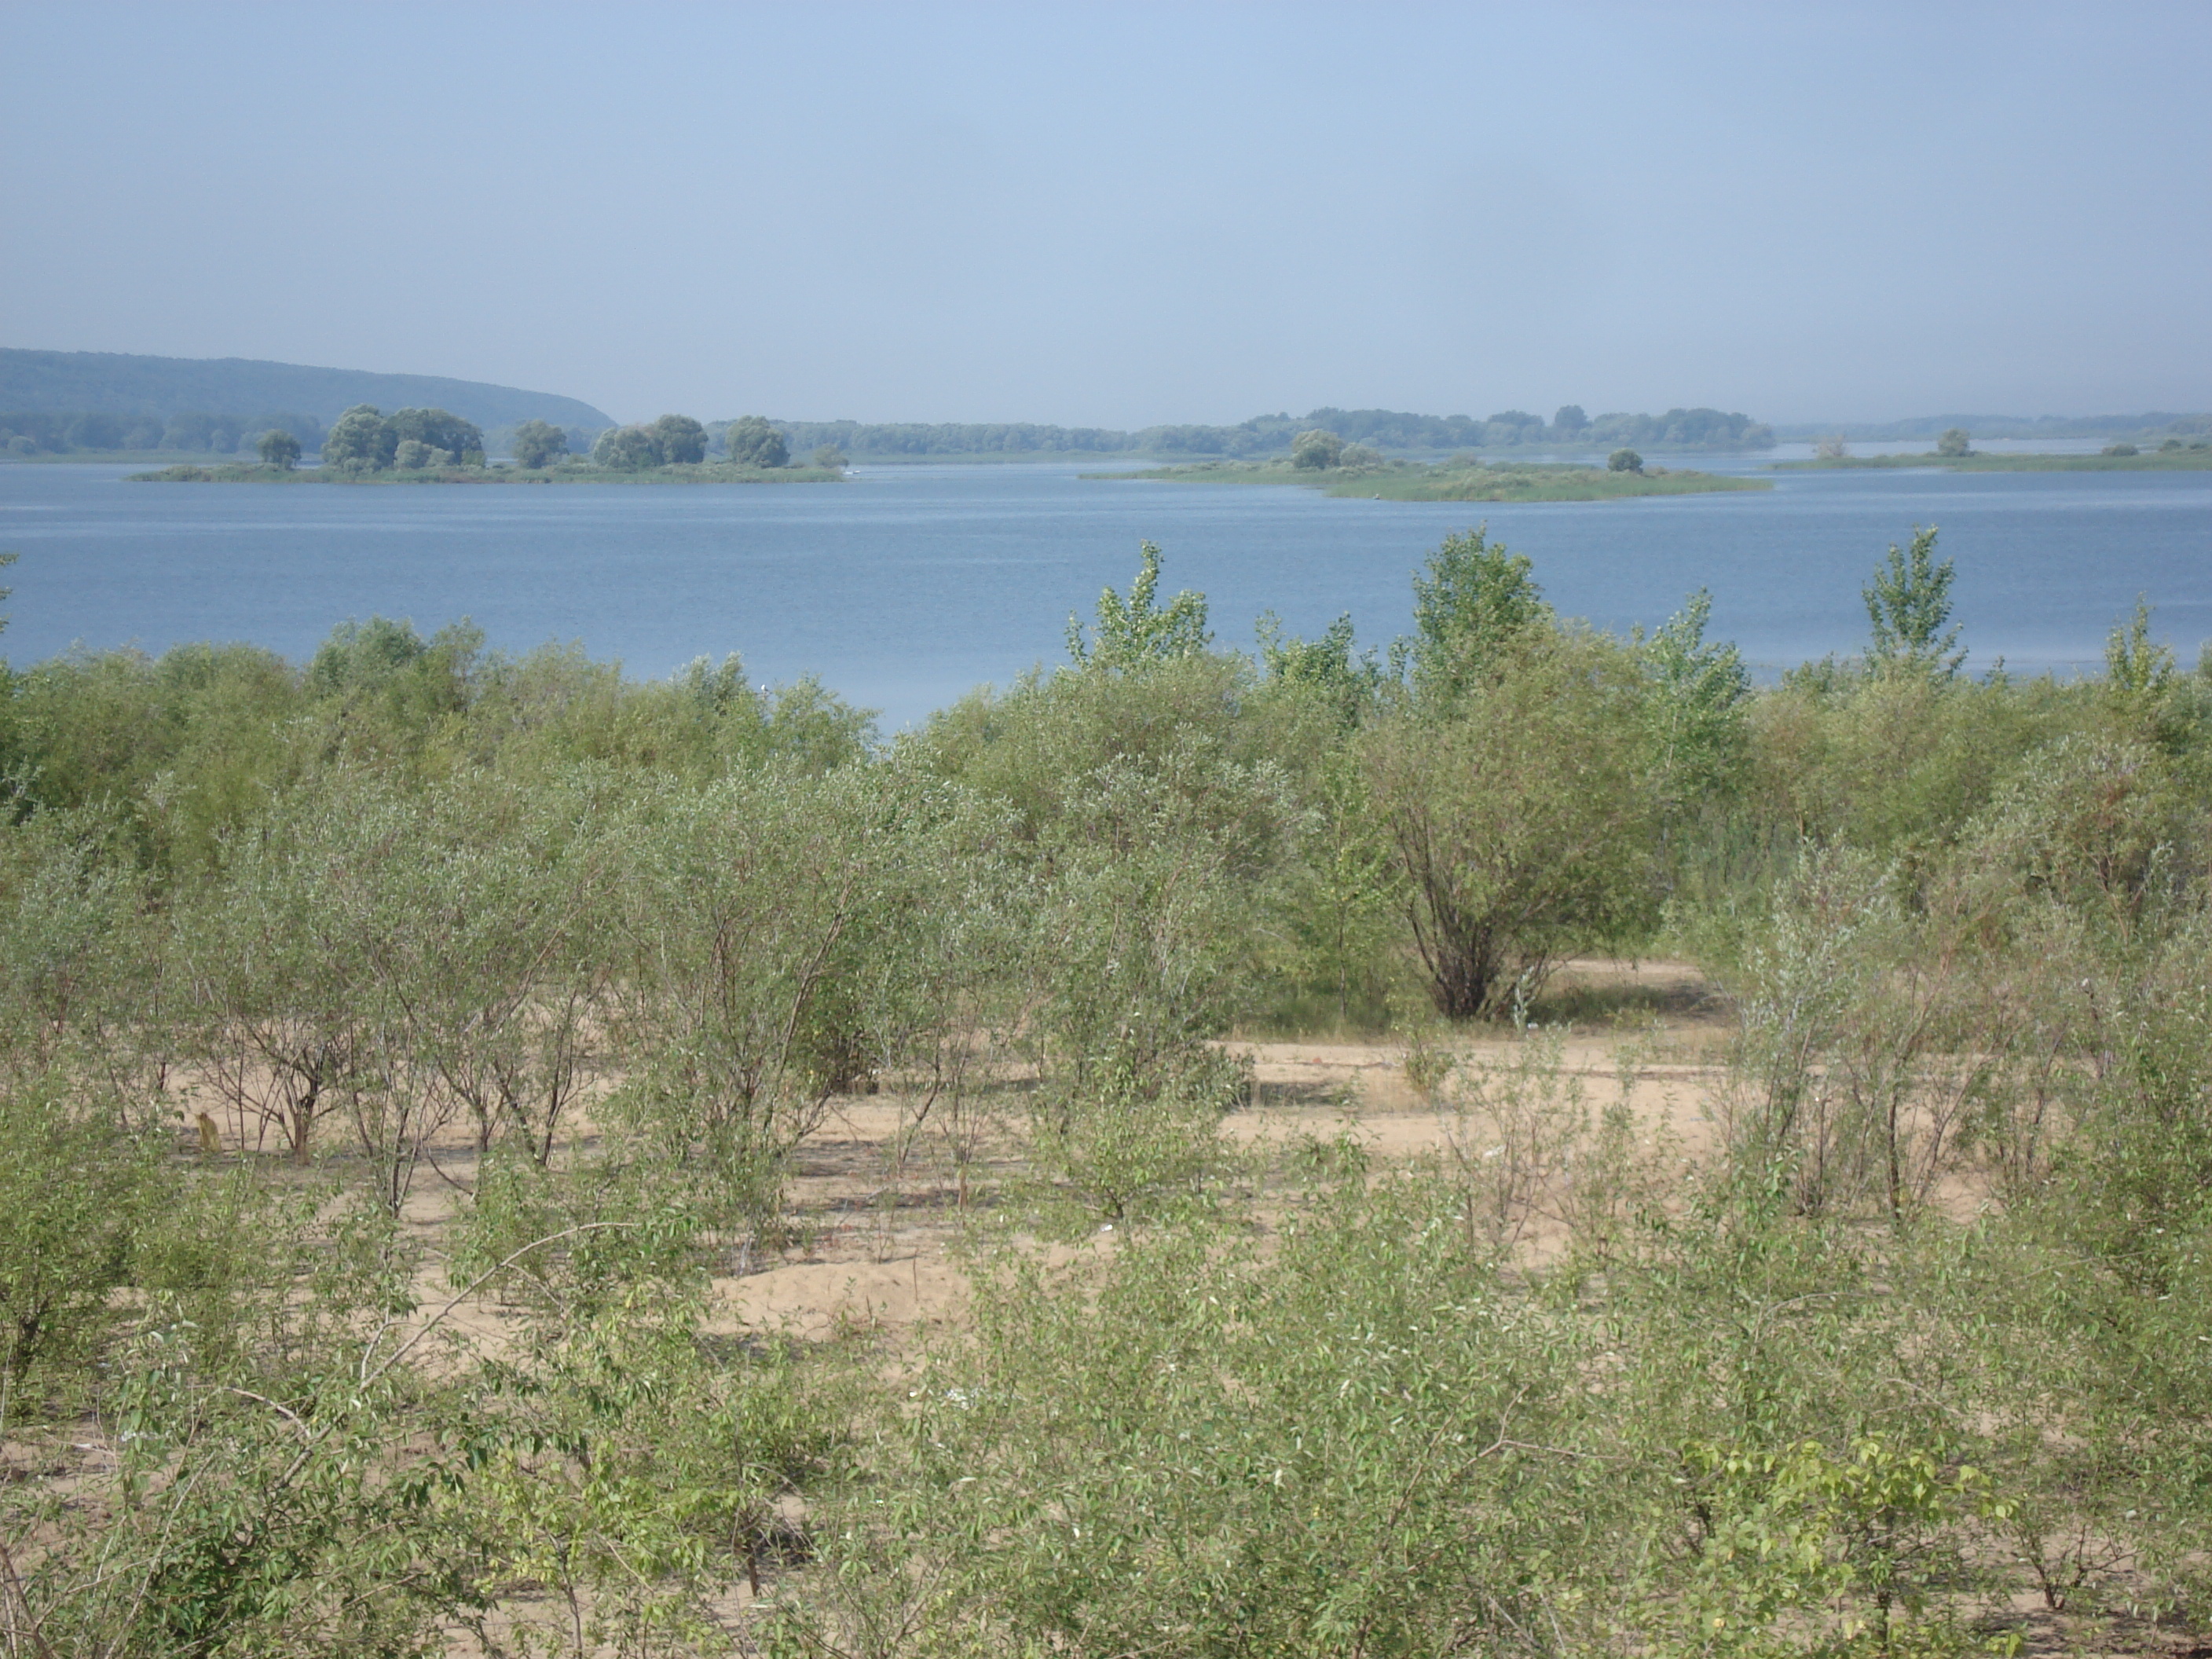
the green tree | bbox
[1936,427,1972,457]
[1638,588,1752,812]
[0,804,169,1104]
[602,767,936,1233]
[255,427,300,469]
[320,404,395,471]
[1256,610,1379,730]
[2103,597,2177,710]
[2,641,307,876]
[1010,743,1284,1220]
[0,553,17,811]
[724,415,789,468]
[387,406,485,465]
[393,438,445,470]
[592,424,662,470]
[811,444,848,470]
[64,412,125,450]
[1064,541,1212,673]
[392,775,616,1164]
[0,1080,151,1406]
[1257,730,1400,1024]
[1747,664,2048,859]
[509,418,567,469]
[304,615,482,768]
[1608,447,1643,473]
[1291,427,1344,470]
[1554,403,1589,434]
[1864,525,1964,676]
[1367,631,1657,1017]
[650,412,708,465]
[1408,525,1549,702]
[178,804,375,1166]
[307,614,436,693]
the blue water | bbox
[2,460,2207,729]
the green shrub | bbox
[1366,628,1659,1016]
[602,764,974,1239]
[0,1079,152,1414]
[785,1171,1595,1656]
[1027,1044,1247,1224]
[0,804,166,1097]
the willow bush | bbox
[1364,627,1660,1016]
[5,533,2212,1653]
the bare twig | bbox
[0,1533,62,1659]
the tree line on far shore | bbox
[3,401,1777,467]
[769,403,1774,460]
[0,408,326,456]
[574,413,815,471]
[2,402,822,474]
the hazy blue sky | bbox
[5,3,2207,427]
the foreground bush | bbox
[3,530,2212,1653]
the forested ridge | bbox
[2,527,2211,1655]
[0,349,611,434]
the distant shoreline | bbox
[1087,458,1768,503]
[2,449,254,466]
[1773,448,2212,473]
[126,461,848,485]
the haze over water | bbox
[3,461,2207,731]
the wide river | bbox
[2,453,2207,728]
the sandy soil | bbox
[23,956,2188,1654]
[684,958,1742,1340]
[152,958,1744,1347]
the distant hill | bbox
[0,349,613,432]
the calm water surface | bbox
[2,460,2207,728]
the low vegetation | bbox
[133,412,844,485]
[1,408,328,462]
[2,525,2211,1654]
[132,460,844,486]
[1097,453,1767,501]
[1775,438,2212,471]
[1774,412,2212,447]
[758,404,1774,460]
